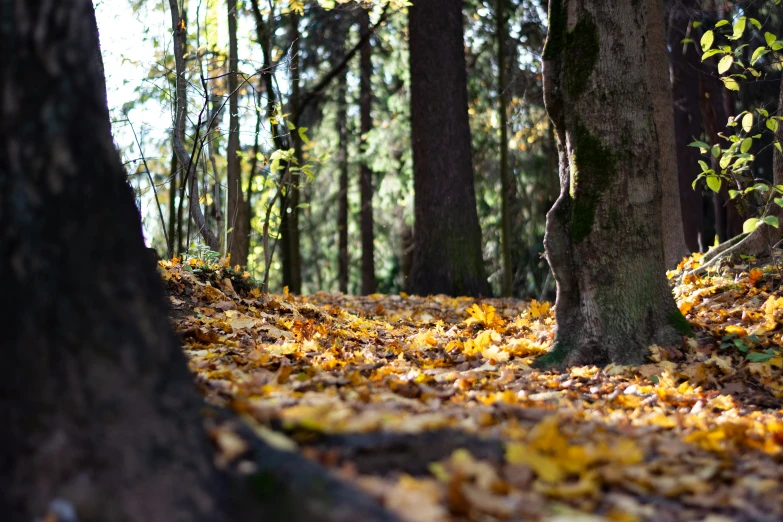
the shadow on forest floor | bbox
[161,253,783,522]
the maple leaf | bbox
[465,303,505,330]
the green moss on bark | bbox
[667,308,694,337]
[563,17,600,97]
[570,120,616,243]
[532,339,571,369]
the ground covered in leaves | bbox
[161,254,783,522]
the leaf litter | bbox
[161,254,783,522]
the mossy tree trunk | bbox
[537,0,687,368]
[337,58,350,294]
[0,0,229,519]
[407,0,490,297]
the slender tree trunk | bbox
[168,151,179,258]
[407,0,490,297]
[337,64,350,294]
[0,1,230,519]
[668,0,705,252]
[648,0,690,267]
[536,0,685,368]
[497,0,513,296]
[281,12,303,293]
[227,0,249,267]
[168,0,219,251]
[359,7,377,295]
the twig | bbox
[125,113,171,257]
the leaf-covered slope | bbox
[161,256,783,522]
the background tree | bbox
[537,0,687,367]
[407,0,490,297]
[649,0,690,267]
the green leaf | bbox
[765,32,777,46]
[722,77,740,91]
[773,42,783,51]
[701,30,715,51]
[689,140,711,149]
[729,189,740,199]
[719,154,733,169]
[741,137,753,153]
[746,351,775,362]
[715,20,730,28]
[776,141,783,154]
[711,144,721,158]
[286,120,296,130]
[717,54,734,73]
[706,175,722,192]
[698,160,710,172]
[774,197,783,207]
[743,218,760,233]
[767,118,779,133]
[750,18,762,30]
[728,17,746,40]
[751,46,769,65]
[701,48,725,60]
[742,112,754,132]
[762,216,779,228]
[298,127,310,144]
[693,21,702,28]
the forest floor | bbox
[161,253,783,522]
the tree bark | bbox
[536,0,685,368]
[337,63,350,294]
[497,0,514,296]
[668,0,706,253]
[648,0,689,268]
[0,1,229,519]
[359,7,377,295]
[227,0,249,267]
[407,0,490,297]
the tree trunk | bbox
[281,12,302,293]
[668,0,706,253]
[337,64,350,294]
[647,0,689,268]
[359,8,377,295]
[0,1,229,519]
[407,0,490,297]
[227,0,249,267]
[497,0,514,296]
[168,151,179,259]
[536,0,686,369]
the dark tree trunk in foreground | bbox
[0,1,228,519]
[359,7,377,295]
[407,0,490,297]
[668,0,706,252]
[227,0,250,267]
[648,0,689,268]
[337,64,350,294]
[537,0,686,368]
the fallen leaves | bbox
[161,254,783,522]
